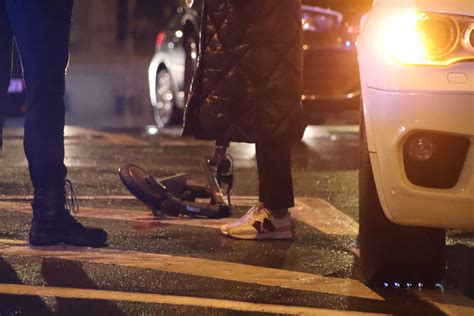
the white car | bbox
[357,0,473,285]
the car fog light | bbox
[408,136,433,161]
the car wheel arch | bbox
[360,107,397,222]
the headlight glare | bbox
[381,11,473,66]
[417,14,458,58]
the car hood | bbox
[376,0,473,17]
[415,0,474,16]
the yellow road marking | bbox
[292,198,358,236]
[0,195,258,206]
[0,239,25,246]
[0,196,356,234]
[0,195,136,201]
[0,201,230,229]
[0,284,386,316]
[0,196,358,233]
[2,195,471,315]
[0,240,382,301]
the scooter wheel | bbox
[119,163,168,209]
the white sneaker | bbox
[221,204,263,236]
[221,206,293,240]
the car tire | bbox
[153,68,182,128]
[359,110,446,287]
[183,33,198,100]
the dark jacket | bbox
[183,0,305,144]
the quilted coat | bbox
[183,0,305,144]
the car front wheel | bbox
[359,110,446,287]
[153,69,182,128]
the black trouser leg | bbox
[256,142,294,217]
[5,0,73,206]
[0,1,13,148]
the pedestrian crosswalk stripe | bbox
[0,239,383,301]
[0,283,386,316]
[0,195,137,201]
[0,196,358,235]
[0,201,229,229]
[293,198,358,236]
[0,195,258,205]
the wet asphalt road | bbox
[0,124,472,315]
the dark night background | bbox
[57,0,371,129]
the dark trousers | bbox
[0,0,72,194]
[256,142,294,217]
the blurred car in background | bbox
[300,2,365,122]
[148,0,201,127]
[5,46,26,117]
[148,0,370,127]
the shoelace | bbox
[65,179,80,214]
[245,205,260,216]
[242,203,266,223]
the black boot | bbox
[29,180,108,247]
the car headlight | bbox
[381,11,474,66]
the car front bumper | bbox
[366,87,474,229]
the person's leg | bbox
[0,1,13,151]
[256,141,294,218]
[6,0,107,246]
[6,0,70,198]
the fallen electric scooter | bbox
[119,149,233,219]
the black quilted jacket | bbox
[183,0,305,144]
